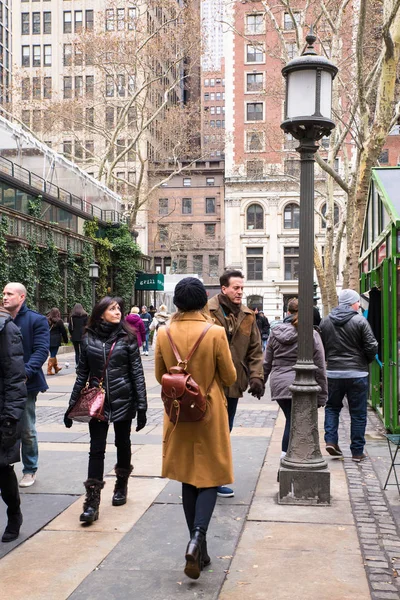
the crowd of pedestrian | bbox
[0,275,378,584]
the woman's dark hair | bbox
[70,303,88,318]
[287,297,299,328]
[47,307,61,326]
[87,296,136,340]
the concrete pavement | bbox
[0,350,399,599]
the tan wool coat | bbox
[155,312,237,488]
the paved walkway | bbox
[0,350,399,599]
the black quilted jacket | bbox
[69,326,147,422]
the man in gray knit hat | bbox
[320,289,378,462]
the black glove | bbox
[0,419,18,450]
[248,378,265,399]
[64,410,73,429]
[136,409,147,432]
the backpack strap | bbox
[165,324,213,368]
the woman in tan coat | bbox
[155,277,236,581]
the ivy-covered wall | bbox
[0,214,141,315]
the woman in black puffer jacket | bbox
[64,296,147,525]
[0,306,27,542]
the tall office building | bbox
[0,0,11,109]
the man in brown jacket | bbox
[208,270,264,497]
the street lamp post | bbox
[278,30,338,505]
[88,262,99,309]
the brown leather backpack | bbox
[161,324,213,424]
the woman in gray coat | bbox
[263,298,327,458]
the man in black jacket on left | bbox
[0,306,27,542]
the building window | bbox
[286,42,297,60]
[177,256,187,273]
[206,197,216,213]
[63,11,72,34]
[106,106,114,127]
[379,149,389,164]
[32,77,41,99]
[182,198,192,214]
[284,247,299,280]
[75,76,83,98]
[205,223,216,238]
[193,255,203,277]
[206,177,214,186]
[321,203,340,228]
[86,107,94,126]
[284,203,300,229]
[246,72,263,92]
[209,255,219,277]
[33,45,41,67]
[21,13,29,35]
[85,141,94,160]
[117,74,125,97]
[247,247,263,280]
[204,92,209,102]
[182,224,193,239]
[284,12,301,30]
[86,75,94,97]
[63,76,72,99]
[128,7,136,29]
[32,12,40,34]
[106,75,114,97]
[85,10,94,30]
[43,45,52,66]
[117,8,125,30]
[246,43,264,63]
[246,160,263,179]
[43,12,51,34]
[63,44,72,66]
[75,11,83,33]
[22,46,30,67]
[159,198,169,215]
[284,133,299,150]
[158,224,168,243]
[22,78,30,101]
[63,140,72,158]
[246,14,264,34]
[246,131,264,152]
[183,177,191,187]
[204,79,209,86]
[284,159,301,177]
[75,47,83,66]
[105,8,114,31]
[246,102,263,121]
[246,203,264,230]
[22,110,31,127]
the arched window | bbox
[246,203,264,230]
[321,203,339,228]
[284,203,300,229]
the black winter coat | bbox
[69,326,147,422]
[0,311,27,467]
[320,306,378,372]
[68,315,88,342]
[49,319,68,348]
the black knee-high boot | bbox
[80,479,105,524]
[184,526,206,580]
[112,465,133,506]
[0,466,23,543]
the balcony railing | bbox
[1,204,93,255]
[0,155,126,224]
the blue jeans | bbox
[49,346,59,358]
[20,392,39,474]
[142,331,149,353]
[324,377,369,456]
[277,398,292,452]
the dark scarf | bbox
[96,321,122,341]
[218,293,241,317]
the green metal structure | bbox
[359,167,400,432]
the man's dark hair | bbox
[220,270,244,288]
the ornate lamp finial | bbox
[304,26,317,55]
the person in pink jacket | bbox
[125,307,146,347]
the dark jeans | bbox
[276,398,292,452]
[142,331,149,353]
[324,377,369,456]
[182,483,218,533]
[0,465,20,515]
[88,419,132,480]
[227,397,239,432]
[49,346,59,358]
[73,341,81,366]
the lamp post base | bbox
[278,466,330,505]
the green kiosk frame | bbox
[359,167,400,433]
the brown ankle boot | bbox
[54,358,62,374]
[47,358,55,375]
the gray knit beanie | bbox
[338,289,360,306]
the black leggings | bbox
[88,419,132,480]
[182,483,218,534]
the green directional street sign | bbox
[135,273,164,291]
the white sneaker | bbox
[280,451,287,459]
[19,473,36,487]
[145,351,148,356]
